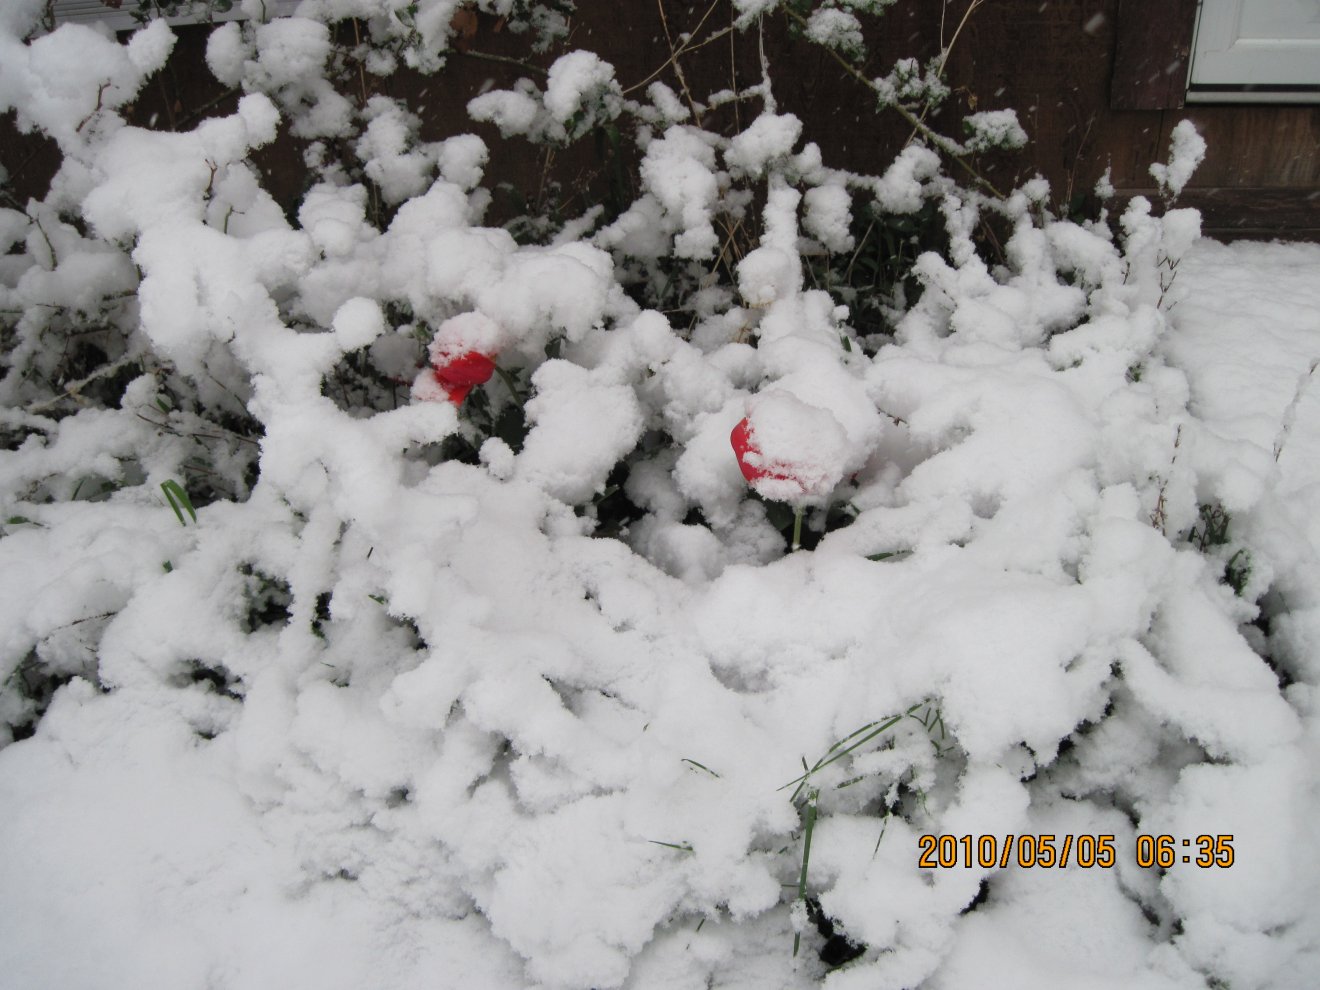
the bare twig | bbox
[352,18,371,106]
[937,0,987,78]
[756,15,776,113]
[1149,423,1183,534]
[76,81,111,134]
[450,48,549,77]
[29,214,57,269]
[906,0,988,153]
[27,355,138,415]
[623,0,724,99]
[783,7,1003,199]
[650,0,710,123]
[135,412,261,448]
[728,0,741,133]
[175,88,240,131]
[1273,360,1319,462]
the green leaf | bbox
[681,758,720,778]
[792,788,819,958]
[648,839,693,853]
[160,479,197,526]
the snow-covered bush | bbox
[2,2,1313,988]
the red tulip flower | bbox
[412,312,507,406]
[730,395,850,551]
[732,414,815,549]
[731,417,800,490]
[431,349,497,405]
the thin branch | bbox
[623,0,724,98]
[756,14,776,113]
[909,0,987,148]
[76,81,111,134]
[650,0,709,123]
[783,7,1003,199]
[26,355,138,415]
[449,48,549,77]
[135,412,261,448]
[1273,360,1319,462]
[937,0,986,78]
[352,17,370,107]
[728,0,741,133]
[29,214,57,269]
[175,88,240,131]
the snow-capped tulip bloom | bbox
[729,393,848,504]
[412,311,507,406]
[431,349,496,405]
[731,417,797,491]
[732,395,848,551]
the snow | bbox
[803,182,855,253]
[961,108,1028,152]
[2,10,1320,990]
[1150,120,1207,200]
[632,125,722,260]
[805,9,865,57]
[725,113,803,179]
[543,50,620,125]
[467,84,542,137]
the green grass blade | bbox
[648,839,693,853]
[792,789,819,958]
[781,703,925,796]
[160,480,197,525]
[681,758,721,778]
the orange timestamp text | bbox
[917,833,1234,870]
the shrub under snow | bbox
[1,2,1317,989]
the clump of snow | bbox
[330,297,384,351]
[962,108,1028,152]
[204,21,249,87]
[631,125,722,259]
[803,181,855,253]
[355,95,435,204]
[516,360,645,504]
[725,112,803,179]
[436,133,488,190]
[543,50,622,139]
[732,0,782,28]
[872,144,943,213]
[252,17,332,90]
[737,244,800,306]
[805,8,865,58]
[467,83,542,137]
[645,81,689,124]
[1,20,175,148]
[431,310,506,358]
[1149,119,1206,199]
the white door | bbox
[1189,0,1320,100]
[52,0,298,32]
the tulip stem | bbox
[493,364,521,400]
[791,505,804,552]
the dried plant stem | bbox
[651,0,709,123]
[28,355,137,415]
[782,8,1002,199]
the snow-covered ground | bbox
[1,235,1317,990]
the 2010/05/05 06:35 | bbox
[917,833,1235,870]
